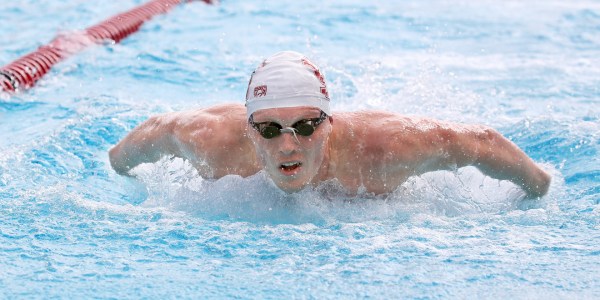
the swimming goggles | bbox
[249,111,328,139]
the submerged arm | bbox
[109,114,182,176]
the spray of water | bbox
[126,156,559,224]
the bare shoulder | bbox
[335,110,489,139]
[110,103,257,178]
[331,110,424,146]
[330,110,490,162]
[161,103,258,177]
[159,103,246,128]
[158,103,247,141]
[140,104,249,158]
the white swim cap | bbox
[245,51,330,119]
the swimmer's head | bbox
[245,51,330,119]
[245,51,333,193]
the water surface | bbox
[1,0,599,298]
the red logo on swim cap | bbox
[254,85,267,97]
[320,87,329,99]
[302,58,329,99]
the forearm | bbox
[473,128,551,197]
[109,141,162,176]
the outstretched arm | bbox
[109,104,258,178]
[435,125,551,198]
[384,117,551,198]
[109,114,181,176]
[466,127,550,197]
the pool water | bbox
[1,0,599,298]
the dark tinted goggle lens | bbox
[294,122,315,136]
[260,124,281,139]
[258,120,315,139]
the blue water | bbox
[1,0,599,298]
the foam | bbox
[128,157,560,224]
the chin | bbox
[272,175,312,193]
[274,180,307,193]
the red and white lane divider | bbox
[0,0,213,93]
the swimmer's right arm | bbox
[109,114,182,176]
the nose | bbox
[279,129,300,155]
[280,127,301,144]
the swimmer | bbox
[109,51,551,198]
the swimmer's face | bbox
[248,106,332,193]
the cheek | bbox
[305,134,328,161]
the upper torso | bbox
[168,103,457,194]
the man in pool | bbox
[109,51,551,197]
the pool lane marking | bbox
[0,0,214,94]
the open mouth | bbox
[280,162,302,174]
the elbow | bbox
[471,126,502,163]
[108,145,132,176]
[479,126,501,146]
[107,113,176,177]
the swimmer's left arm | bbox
[440,125,551,198]
[394,121,551,198]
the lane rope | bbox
[0,0,213,93]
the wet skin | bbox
[109,103,551,197]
